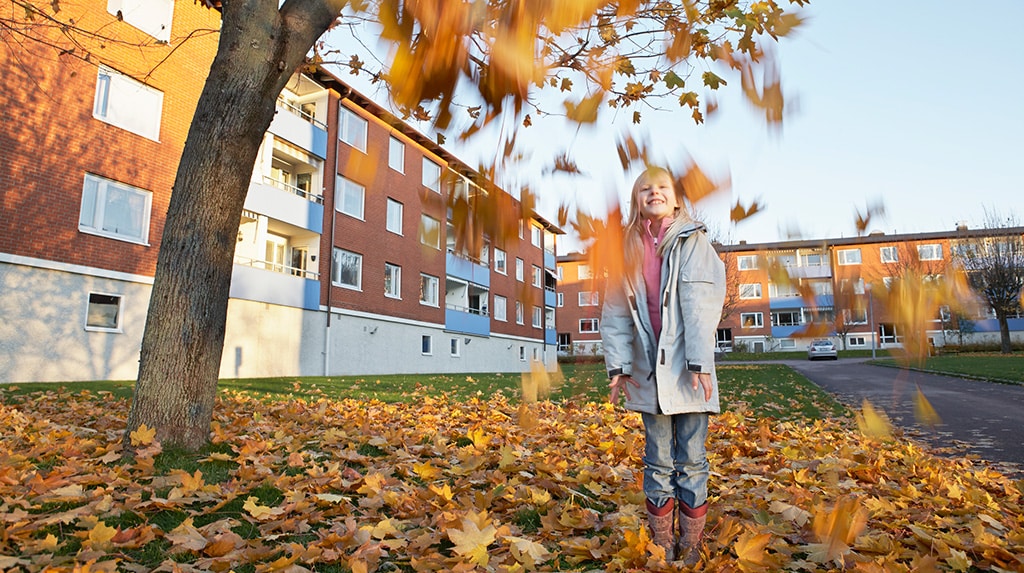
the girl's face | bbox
[636,173,678,223]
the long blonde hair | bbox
[622,166,694,273]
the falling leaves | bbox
[1,384,1022,572]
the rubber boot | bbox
[676,501,708,565]
[645,498,676,561]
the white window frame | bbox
[85,292,123,332]
[386,198,403,235]
[515,258,524,282]
[578,291,599,306]
[556,293,564,307]
[918,244,943,261]
[519,346,526,361]
[494,249,507,275]
[450,337,461,357]
[737,255,759,270]
[738,283,762,300]
[388,137,405,172]
[531,265,542,288]
[494,295,507,321]
[421,335,432,356]
[107,0,174,41]
[531,225,542,248]
[422,158,442,193]
[515,301,524,325]
[837,248,862,266]
[335,176,365,220]
[332,248,362,290]
[532,306,543,328]
[338,105,367,151]
[848,336,866,347]
[420,215,441,249]
[880,246,898,264]
[579,318,599,333]
[577,264,593,280]
[419,274,439,307]
[740,312,764,328]
[79,173,152,245]
[94,65,163,141]
[384,263,401,299]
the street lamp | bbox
[866,282,876,359]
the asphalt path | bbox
[775,358,1024,477]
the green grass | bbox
[717,348,896,361]
[869,352,1024,383]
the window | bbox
[385,263,401,298]
[386,199,403,234]
[107,0,174,42]
[849,336,866,347]
[738,283,762,299]
[532,306,542,328]
[771,310,800,327]
[801,252,825,267]
[515,301,524,324]
[421,335,432,355]
[842,308,868,324]
[577,264,593,280]
[918,244,943,261]
[556,266,564,280]
[85,292,122,331]
[531,225,542,247]
[531,265,542,287]
[79,173,152,244]
[879,323,901,344]
[388,137,405,172]
[420,274,439,306]
[880,246,898,263]
[515,258,524,282]
[740,312,764,328]
[519,346,526,361]
[519,220,525,239]
[450,338,460,357]
[882,276,894,289]
[837,248,861,265]
[494,295,507,321]
[332,248,362,290]
[779,339,796,349]
[338,105,367,151]
[737,255,759,270]
[94,66,163,141]
[422,158,442,192]
[494,249,507,274]
[335,176,364,219]
[556,293,564,307]
[580,318,599,333]
[768,282,800,298]
[420,215,441,249]
[578,291,599,306]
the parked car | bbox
[807,339,838,360]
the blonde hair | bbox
[622,166,693,272]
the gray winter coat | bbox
[601,219,727,415]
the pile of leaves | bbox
[1,387,1022,572]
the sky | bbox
[328,2,1024,253]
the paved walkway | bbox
[751,358,1024,477]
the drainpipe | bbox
[324,86,350,375]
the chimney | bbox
[955,221,968,231]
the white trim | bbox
[0,253,154,285]
[321,305,445,330]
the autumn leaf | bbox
[447,511,498,566]
[807,497,869,565]
[913,386,942,427]
[856,399,892,440]
[243,496,285,520]
[506,535,550,568]
[734,530,772,570]
[86,521,118,549]
[129,423,156,446]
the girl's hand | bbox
[609,374,641,403]
[691,372,713,402]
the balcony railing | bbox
[276,97,327,130]
[445,302,489,317]
[233,255,319,280]
[263,175,323,204]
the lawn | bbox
[870,353,1024,384]
[1,365,1021,572]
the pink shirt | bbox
[641,219,668,342]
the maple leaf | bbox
[447,511,497,566]
[856,399,892,440]
[243,496,285,520]
[413,461,442,481]
[807,496,868,565]
[913,386,942,427]
[506,535,550,568]
[734,530,772,570]
[87,521,118,549]
[129,423,156,446]
[165,517,208,551]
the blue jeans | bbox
[641,412,710,509]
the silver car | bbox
[807,339,838,360]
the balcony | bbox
[230,257,320,311]
[786,264,832,280]
[269,99,328,159]
[245,179,324,234]
[544,286,557,307]
[445,304,490,336]
[446,252,490,287]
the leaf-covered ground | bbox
[1,386,1022,572]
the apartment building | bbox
[0,1,561,383]
[555,225,1023,358]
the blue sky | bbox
[329,2,1024,251]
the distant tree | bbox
[953,212,1024,354]
[5,0,806,450]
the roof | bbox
[717,225,1024,253]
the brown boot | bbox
[646,498,676,561]
[676,501,707,565]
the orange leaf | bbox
[129,423,156,446]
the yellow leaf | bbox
[856,399,892,439]
[166,518,208,551]
[413,461,442,481]
[506,535,550,568]
[808,497,868,564]
[447,512,497,566]
[913,386,942,427]
[130,423,156,446]
[88,521,118,547]
[243,496,284,520]
[734,531,772,565]
[769,500,810,526]
[945,548,972,571]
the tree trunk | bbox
[998,311,1012,354]
[124,0,340,450]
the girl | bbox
[600,166,726,563]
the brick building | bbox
[0,1,562,383]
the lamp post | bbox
[866,282,876,359]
